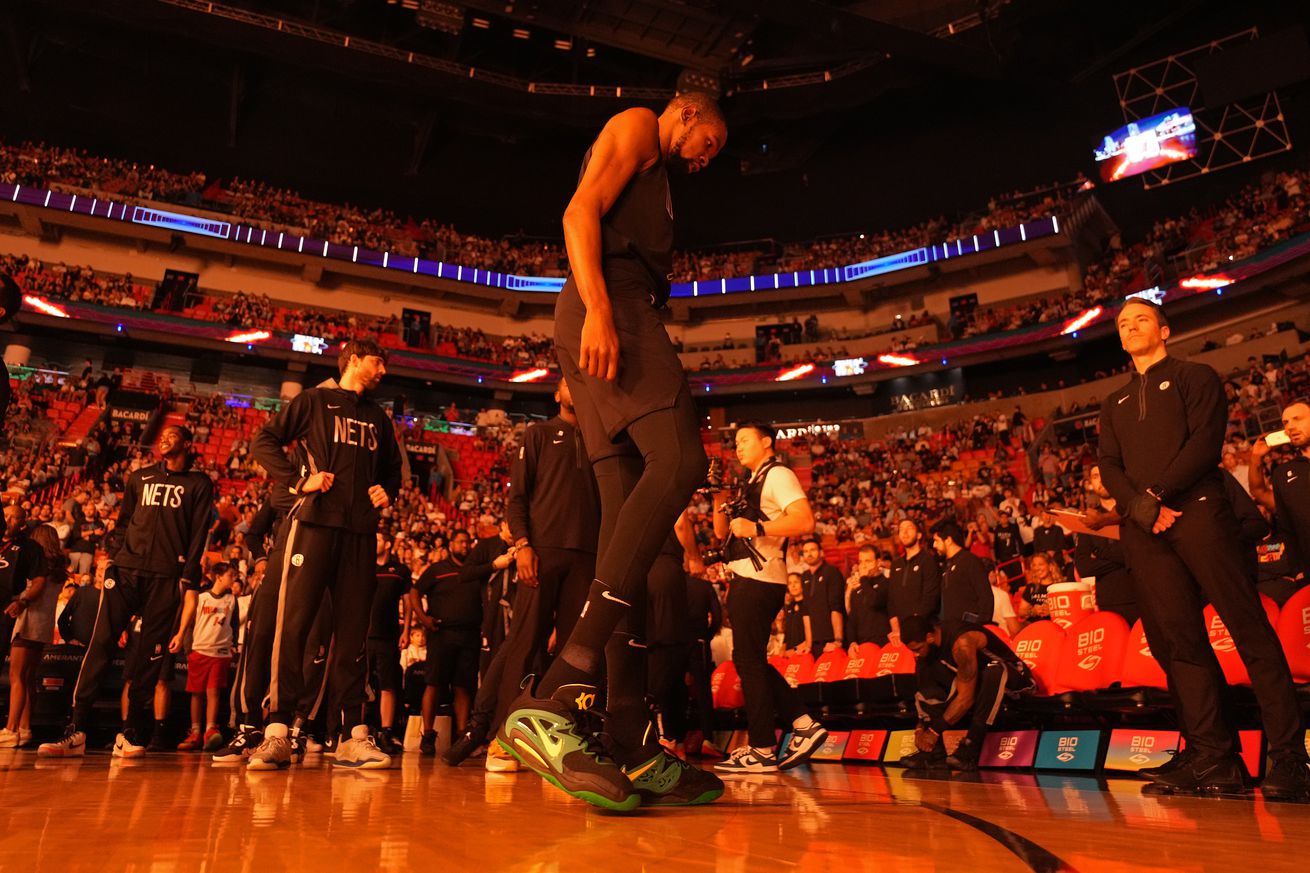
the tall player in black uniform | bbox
[1098,299,1309,799]
[39,425,213,758]
[245,338,402,771]
[499,94,728,811]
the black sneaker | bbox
[1262,755,1310,802]
[778,720,829,771]
[626,750,725,806]
[1147,753,1249,795]
[420,731,438,757]
[146,727,170,753]
[289,732,307,764]
[498,683,639,812]
[946,738,980,772]
[1138,748,1192,780]
[213,726,263,763]
[901,749,949,770]
[376,728,405,757]
[442,724,488,767]
[323,733,339,755]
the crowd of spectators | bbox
[6,137,1310,378]
[2,138,1076,285]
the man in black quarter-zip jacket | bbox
[1098,297,1309,801]
[40,424,213,759]
[244,338,402,772]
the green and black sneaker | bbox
[498,683,640,813]
[626,749,725,807]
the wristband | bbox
[929,716,951,734]
[755,521,766,537]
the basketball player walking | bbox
[498,93,728,810]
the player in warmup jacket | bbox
[40,425,213,758]
[244,338,402,771]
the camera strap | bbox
[744,457,789,558]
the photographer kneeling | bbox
[711,421,829,774]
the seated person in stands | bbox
[1018,552,1062,623]
[900,613,1034,772]
[988,562,1021,637]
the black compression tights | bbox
[536,390,706,702]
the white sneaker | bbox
[247,723,292,771]
[113,732,146,759]
[332,725,392,770]
[0,729,18,749]
[778,721,829,771]
[38,726,86,758]
[17,729,32,748]
[713,746,780,774]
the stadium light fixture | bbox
[877,354,919,367]
[1179,274,1233,291]
[1060,306,1103,336]
[776,363,815,382]
[226,330,272,344]
[22,295,69,318]
[509,368,550,383]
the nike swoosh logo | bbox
[1117,396,1130,405]
[142,475,155,480]
[150,654,163,662]
[552,439,564,445]
[600,590,631,606]
[312,657,326,665]
[328,405,341,409]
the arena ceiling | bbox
[1,0,1306,243]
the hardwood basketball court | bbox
[2,750,1306,872]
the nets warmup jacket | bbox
[251,385,401,533]
[109,462,213,588]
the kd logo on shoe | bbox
[574,692,597,711]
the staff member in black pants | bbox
[685,568,722,757]
[443,377,600,767]
[711,422,827,775]
[1098,298,1309,800]
[39,425,212,758]
[245,338,402,772]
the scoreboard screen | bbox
[1094,108,1197,183]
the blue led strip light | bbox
[2,183,1058,297]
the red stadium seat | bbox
[810,649,848,683]
[782,653,815,687]
[1276,586,1310,684]
[1119,619,1169,690]
[1011,621,1067,695]
[768,654,790,678]
[985,623,1012,647]
[872,642,916,678]
[843,643,882,680]
[1055,612,1130,692]
[710,661,744,710]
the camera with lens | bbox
[702,457,728,492]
